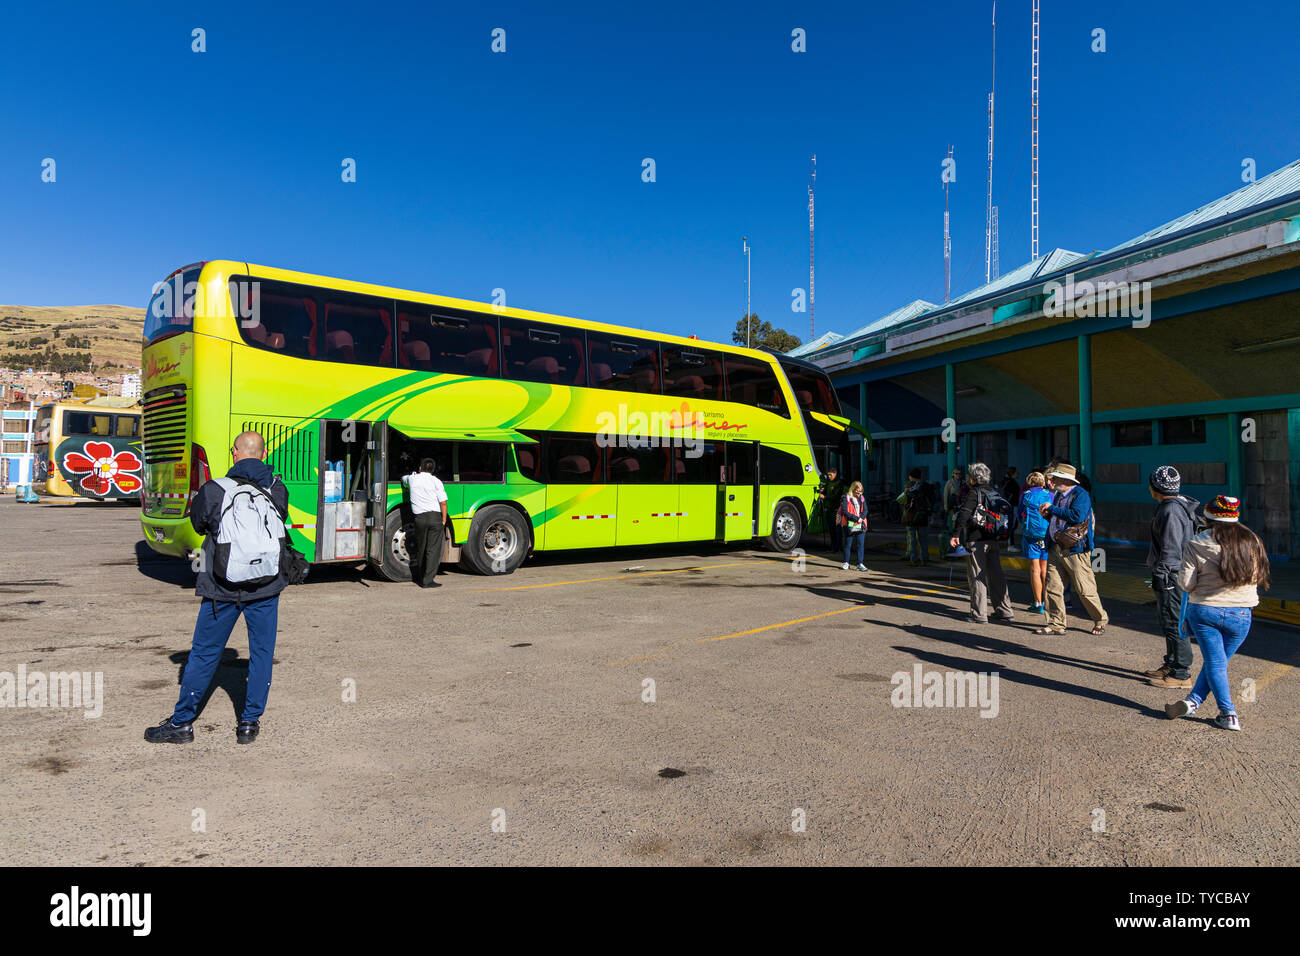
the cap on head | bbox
[1149,465,1181,495]
[1205,494,1241,523]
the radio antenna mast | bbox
[808,154,816,341]
[944,145,952,303]
[986,1,996,284]
[1031,0,1040,260]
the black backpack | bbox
[968,488,1013,541]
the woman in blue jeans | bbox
[1165,495,1270,731]
[839,480,867,571]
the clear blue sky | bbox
[2,0,1297,345]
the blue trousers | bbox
[173,596,280,724]
[843,530,865,566]
[1184,603,1252,715]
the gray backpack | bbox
[212,476,285,587]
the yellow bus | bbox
[140,261,859,579]
[33,398,142,499]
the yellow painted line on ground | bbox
[466,560,757,593]
[1253,659,1298,694]
[700,588,952,643]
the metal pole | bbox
[743,237,751,348]
[1078,334,1092,475]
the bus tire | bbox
[460,505,529,575]
[765,499,803,552]
[379,508,415,583]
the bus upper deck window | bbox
[245,285,317,360]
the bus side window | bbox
[588,333,660,394]
[544,434,604,483]
[513,443,541,480]
[323,295,392,367]
[724,355,789,418]
[456,442,505,483]
[608,445,671,484]
[662,346,725,400]
[673,442,720,483]
[760,446,805,485]
[397,305,499,377]
[500,318,585,386]
[245,284,318,359]
[114,415,140,438]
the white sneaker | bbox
[1213,713,1241,732]
[1165,698,1199,719]
[856,564,867,572]
[841,562,850,570]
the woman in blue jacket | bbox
[1017,471,1053,614]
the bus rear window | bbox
[144,267,202,343]
[63,411,112,436]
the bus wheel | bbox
[765,500,803,552]
[461,505,529,575]
[379,509,414,583]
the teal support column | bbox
[945,363,957,475]
[859,382,869,491]
[1226,412,1243,494]
[1068,425,1079,466]
[891,437,903,494]
[1032,429,1046,471]
[1078,334,1093,476]
[1288,409,1300,559]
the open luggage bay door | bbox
[365,421,389,569]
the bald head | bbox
[232,430,266,463]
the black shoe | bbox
[965,614,989,624]
[421,581,442,589]
[236,721,260,745]
[992,612,1015,623]
[144,716,194,744]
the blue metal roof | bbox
[1106,158,1300,255]
[843,299,938,340]
[786,330,844,357]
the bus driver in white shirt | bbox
[401,458,448,588]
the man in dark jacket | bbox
[145,430,289,745]
[1144,465,1200,688]
[818,467,845,554]
[1035,464,1108,635]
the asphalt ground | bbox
[2,496,1298,866]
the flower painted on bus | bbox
[62,441,143,496]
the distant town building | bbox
[121,373,141,399]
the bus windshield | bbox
[144,266,202,343]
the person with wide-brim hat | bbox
[1033,463,1108,636]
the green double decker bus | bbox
[140,261,858,579]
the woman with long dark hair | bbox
[1165,495,1270,731]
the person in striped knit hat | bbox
[1165,495,1271,732]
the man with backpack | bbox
[145,430,290,745]
[949,462,1014,623]
[897,467,934,566]
[1034,463,1108,636]
[1145,465,1202,688]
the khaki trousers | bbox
[1044,545,1108,630]
[965,541,1013,620]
